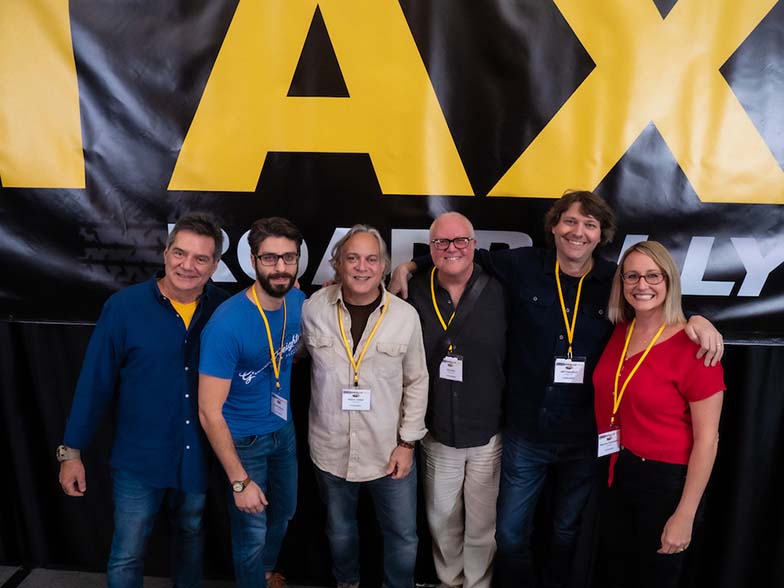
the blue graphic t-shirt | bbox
[200,287,305,437]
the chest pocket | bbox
[518,288,557,330]
[374,342,408,381]
[306,335,336,374]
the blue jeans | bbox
[107,468,204,588]
[314,463,418,588]
[495,431,596,588]
[229,421,298,588]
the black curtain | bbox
[2,320,782,585]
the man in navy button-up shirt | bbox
[57,212,229,588]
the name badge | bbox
[439,355,463,382]
[597,428,620,457]
[271,392,288,421]
[342,387,371,411]
[553,357,586,384]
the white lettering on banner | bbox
[168,226,782,296]
[619,234,784,297]
[388,229,534,280]
[681,237,734,296]
[307,228,534,285]
[731,238,784,297]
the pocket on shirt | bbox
[375,342,408,380]
[306,335,336,374]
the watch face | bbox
[232,481,244,492]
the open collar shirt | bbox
[478,247,615,446]
[63,275,229,491]
[302,284,429,482]
[407,264,507,449]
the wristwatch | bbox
[397,439,415,450]
[232,476,251,493]
[56,445,81,462]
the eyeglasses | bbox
[430,237,475,251]
[621,271,666,285]
[253,252,299,266]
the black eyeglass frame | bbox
[620,271,667,285]
[430,237,475,251]
[253,252,300,266]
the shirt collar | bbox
[151,271,212,302]
[433,262,482,294]
[544,249,614,282]
[330,282,389,309]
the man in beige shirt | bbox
[301,224,428,588]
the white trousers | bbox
[421,433,503,588]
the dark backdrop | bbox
[2,320,782,587]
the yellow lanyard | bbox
[337,291,389,386]
[251,286,287,390]
[555,259,589,358]
[430,267,456,352]
[611,319,666,426]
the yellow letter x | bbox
[489,0,782,204]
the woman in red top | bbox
[593,241,725,588]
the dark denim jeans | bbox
[228,421,298,588]
[314,463,418,588]
[495,431,596,588]
[107,468,204,588]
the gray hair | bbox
[329,224,391,281]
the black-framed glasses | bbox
[253,252,299,266]
[621,271,666,285]
[430,237,475,251]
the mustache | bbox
[268,272,295,280]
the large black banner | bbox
[1,0,783,344]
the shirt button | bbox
[566,307,571,314]
[185,394,190,398]
[185,445,191,450]
[599,309,604,315]
[186,420,190,425]
[184,366,190,371]
[184,338,188,343]
[559,335,564,340]
[533,296,538,301]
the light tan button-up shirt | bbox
[302,284,429,482]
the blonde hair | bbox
[607,241,686,325]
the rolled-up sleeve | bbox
[398,316,428,443]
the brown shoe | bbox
[267,571,287,588]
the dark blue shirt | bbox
[477,247,615,446]
[63,275,229,492]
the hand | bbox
[234,481,269,514]
[658,510,694,555]
[386,445,414,479]
[59,458,87,496]
[388,262,416,299]
[685,315,723,367]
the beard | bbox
[256,269,295,298]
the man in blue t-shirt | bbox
[199,217,305,588]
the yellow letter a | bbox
[169,0,472,196]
